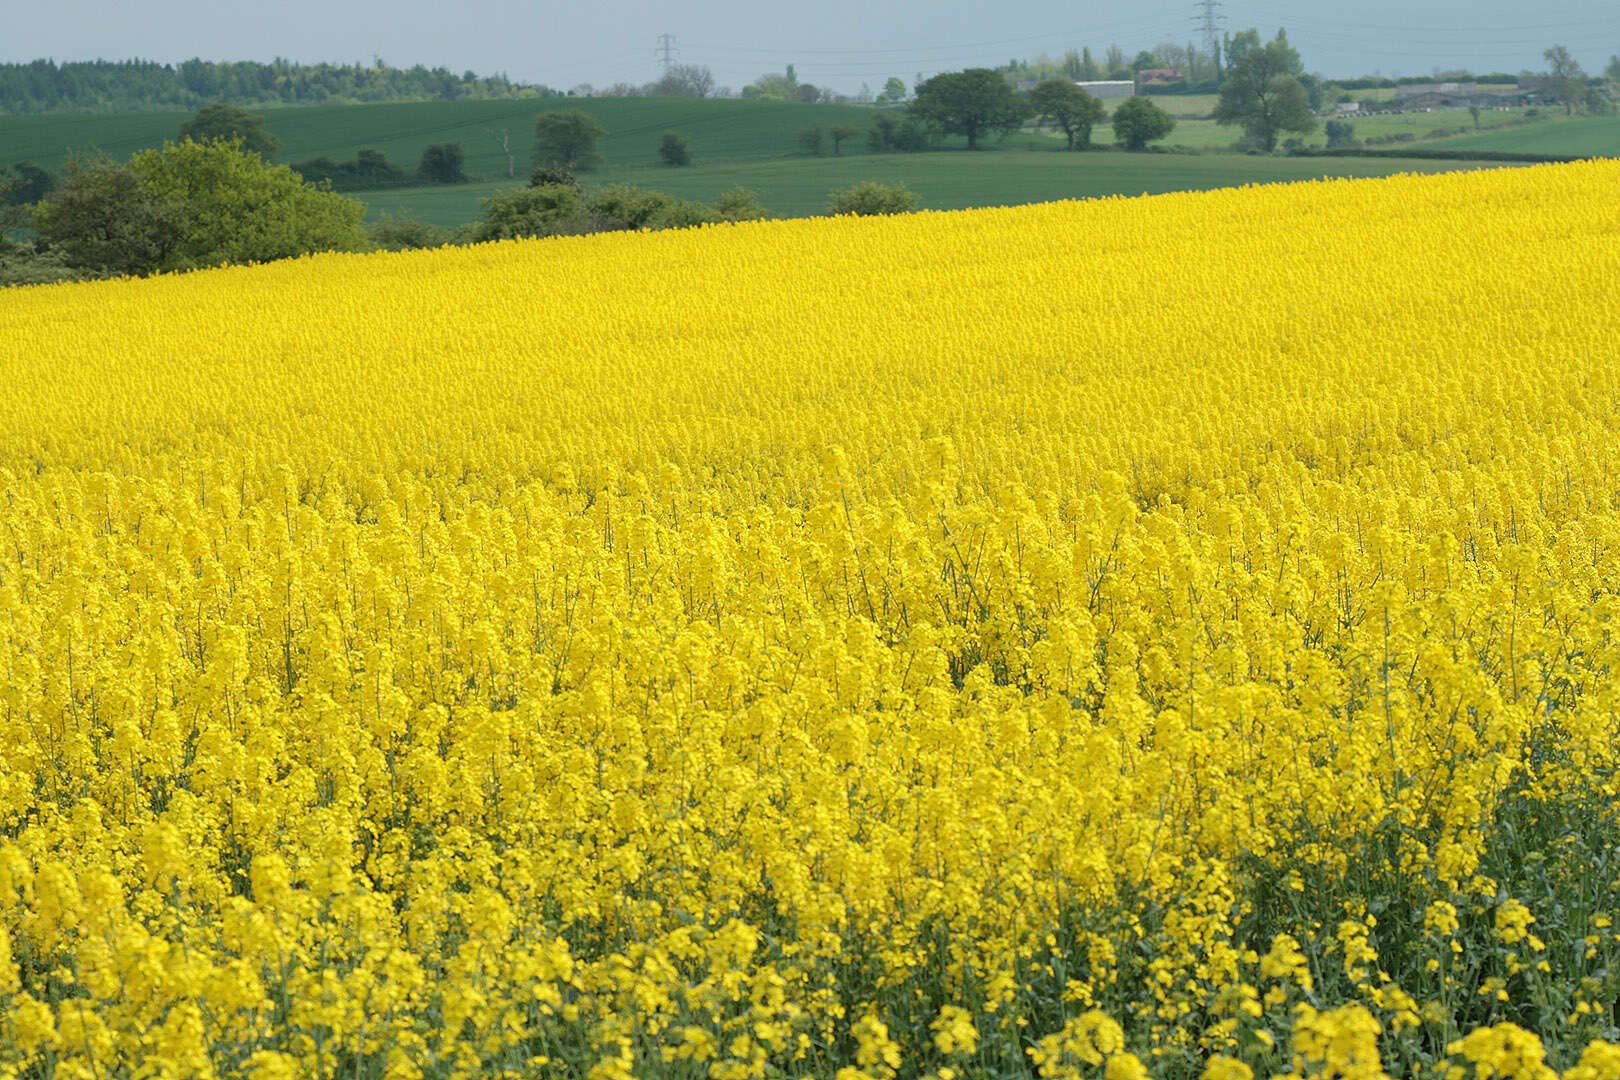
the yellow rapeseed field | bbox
[2,161,1620,1080]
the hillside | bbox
[0,97,883,180]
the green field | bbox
[2,95,1587,231]
[1426,113,1620,155]
[360,149,1518,224]
[0,97,884,180]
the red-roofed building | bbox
[1137,69,1185,86]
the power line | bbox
[1194,0,1225,61]
[656,34,678,72]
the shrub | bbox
[827,181,918,216]
[658,131,691,166]
[712,187,766,221]
[418,143,468,184]
[468,183,600,241]
[370,211,455,251]
[529,164,580,188]
[868,113,930,152]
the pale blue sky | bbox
[3,0,1616,94]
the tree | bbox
[799,124,827,155]
[2,162,55,205]
[868,113,930,152]
[1324,119,1357,148]
[1213,28,1318,151]
[1030,79,1107,149]
[32,156,187,273]
[1608,55,1620,82]
[417,143,467,183]
[486,128,515,179]
[827,181,917,216]
[1539,45,1587,116]
[658,131,692,166]
[1111,96,1175,149]
[829,124,861,155]
[1080,48,1102,81]
[650,64,714,98]
[909,68,1033,150]
[34,141,365,275]
[178,104,280,160]
[534,109,606,170]
[877,77,908,105]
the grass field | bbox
[360,149,1518,224]
[1426,113,1620,155]
[0,97,883,180]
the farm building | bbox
[1016,79,1136,98]
[1074,80,1136,98]
[1137,68,1184,86]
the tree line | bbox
[0,58,553,114]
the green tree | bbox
[829,124,861,155]
[908,68,1033,150]
[868,113,930,152]
[534,108,607,170]
[126,139,367,271]
[876,77,908,105]
[658,131,692,166]
[799,124,827,155]
[3,162,56,205]
[34,142,364,275]
[418,143,467,183]
[178,104,280,160]
[1111,96,1176,149]
[32,155,186,274]
[1608,55,1620,81]
[1539,45,1587,116]
[1030,79,1107,149]
[1324,119,1357,148]
[1213,28,1318,151]
[827,180,917,216]
[1080,47,1102,80]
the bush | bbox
[712,187,766,221]
[827,181,918,216]
[529,164,580,188]
[468,183,598,242]
[589,185,719,229]
[369,211,455,251]
[658,131,691,166]
[418,143,467,184]
[292,149,408,191]
[1324,120,1357,148]
[868,112,930,152]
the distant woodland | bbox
[0,59,557,113]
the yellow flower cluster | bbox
[1,161,1619,1078]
